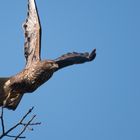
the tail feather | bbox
[0,78,23,110]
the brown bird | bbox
[0,0,96,110]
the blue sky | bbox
[0,0,140,140]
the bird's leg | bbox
[3,92,21,108]
[3,92,11,108]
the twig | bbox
[0,107,5,134]
[15,115,36,140]
[4,107,35,135]
[0,107,41,139]
[7,134,26,139]
[21,122,41,126]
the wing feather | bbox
[23,0,41,68]
[55,49,96,70]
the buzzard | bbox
[0,0,96,110]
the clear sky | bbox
[0,0,140,140]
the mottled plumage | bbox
[0,0,96,110]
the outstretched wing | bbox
[54,49,96,70]
[23,0,41,68]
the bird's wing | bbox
[54,49,96,70]
[23,0,41,68]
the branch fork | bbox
[0,107,41,139]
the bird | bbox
[0,0,96,110]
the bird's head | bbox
[45,61,58,70]
[50,63,59,70]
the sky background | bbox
[0,0,140,140]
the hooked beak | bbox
[51,63,59,69]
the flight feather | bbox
[23,0,41,68]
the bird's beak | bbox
[51,63,59,69]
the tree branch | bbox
[0,107,5,134]
[15,115,36,140]
[0,107,41,139]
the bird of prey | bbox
[0,0,96,110]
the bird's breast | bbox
[23,67,54,92]
[7,62,55,94]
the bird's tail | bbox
[0,78,23,110]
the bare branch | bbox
[6,134,26,139]
[0,107,41,139]
[0,107,5,134]
[4,107,35,136]
[15,115,36,140]
[21,122,41,126]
